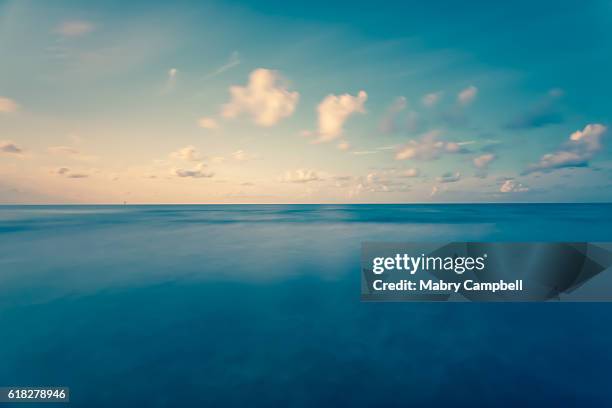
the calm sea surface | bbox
[1,204,611,406]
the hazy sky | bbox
[1,0,611,203]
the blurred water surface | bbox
[1,204,611,407]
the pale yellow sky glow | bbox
[1,0,610,204]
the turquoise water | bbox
[1,204,611,406]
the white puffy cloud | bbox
[0,141,24,155]
[170,146,202,162]
[395,130,461,160]
[458,85,478,105]
[198,117,219,130]
[525,124,607,173]
[500,179,529,193]
[422,91,442,108]
[473,153,496,168]
[222,68,299,126]
[56,20,95,37]
[0,97,19,113]
[437,172,461,183]
[569,123,605,151]
[172,163,214,178]
[282,169,323,183]
[316,90,367,142]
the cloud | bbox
[404,110,420,132]
[56,20,95,37]
[316,90,367,142]
[170,146,203,162]
[379,96,407,133]
[198,117,219,130]
[505,89,564,130]
[500,179,529,193]
[55,167,89,178]
[457,85,477,105]
[49,146,79,155]
[402,168,420,177]
[231,150,257,161]
[222,68,299,126]
[473,153,496,169]
[48,146,96,161]
[422,91,442,108]
[525,123,607,174]
[204,51,240,79]
[282,169,323,183]
[0,97,19,113]
[172,163,214,178]
[163,68,178,92]
[395,129,462,160]
[337,140,351,151]
[349,171,412,194]
[0,141,24,155]
[437,172,461,183]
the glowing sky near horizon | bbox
[1,0,611,203]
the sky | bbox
[0,0,611,204]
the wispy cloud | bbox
[402,168,420,177]
[282,169,323,183]
[48,146,97,161]
[524,123,606,174]
[437,172,461,183]
[55,167,89,178]
[395,129,462,160]
[163,68,178,93]
[172,162,214,178]
[337,140,351,151]
[55,20,95,37]
[204,51,241,79]
[422,91,442,108]
[473,153,496,169]
[170,146,203,162]
[457,85,477,106]
[0,140,24,155]
[0,97,19,113]
[231,150,257,161]
[505,88,564,130]
[379,96,407,133]
[198,117,219,130]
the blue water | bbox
[1,204,611,407]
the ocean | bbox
[1,204,611,406]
